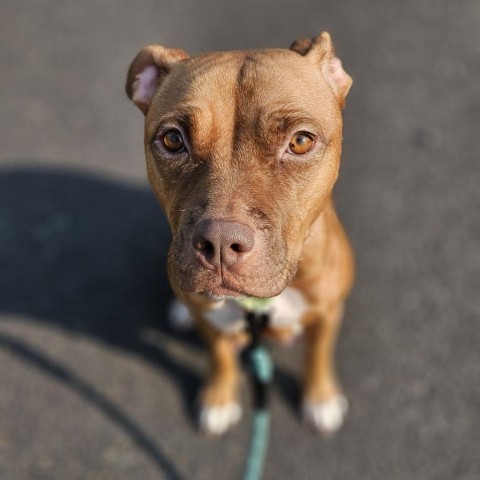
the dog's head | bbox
[126,33,351,298]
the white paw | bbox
[199,402,242,435]
[168,299,194,331]
[302,395,348,434]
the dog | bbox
[126,32,354,435]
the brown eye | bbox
[162,129,185,152]
[288,132,314,155]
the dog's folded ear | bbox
[126,45,189,114]
[290,32,352,109]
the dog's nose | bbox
[192,219,255,270]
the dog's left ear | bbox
[126,45,189,114]
[290,32,352,109]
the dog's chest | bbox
[204,287,309,335]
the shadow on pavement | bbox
[0,166,301,477]
[0,330,184,480]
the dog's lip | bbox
[192,273,288,299]
[199,284,245,299]
[200,292,245,303]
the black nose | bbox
[192,219,255,270]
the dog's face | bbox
[126,33,351,298]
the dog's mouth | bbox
[197,282,250,300]
[193,274,263,299]
[172,259,296,299]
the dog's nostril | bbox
[230,243,242,253]
[195,239,214,255]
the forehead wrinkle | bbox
[230,53,262,164]
[179,70,239,161]
[155,73,238,159]
[177,55,242,165]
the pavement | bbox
[1,1,479,479]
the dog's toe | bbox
[302,395,348,434]
[199,401,242,435]
[168,299,194,331]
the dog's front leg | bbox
[196,318,242,435]
[302,303,348,434]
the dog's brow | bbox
[156,106,201,131]
[260,108,324,136]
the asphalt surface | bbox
[1,1,479,479]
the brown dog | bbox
[126,32,354,435]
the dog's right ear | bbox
[126,45,189,114]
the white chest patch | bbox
[204,287,309,335]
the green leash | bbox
[242,346,273,480]
[236,297,275,480]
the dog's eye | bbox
[162,129,185,153]
[288,132,314,155]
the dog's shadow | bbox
[0,166,300,477]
